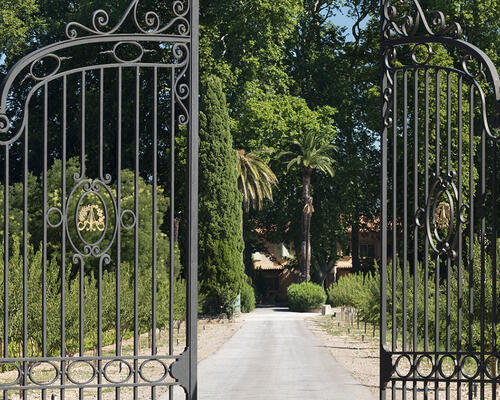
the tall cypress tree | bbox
[198,75,244,316]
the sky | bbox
[331,6,370,42]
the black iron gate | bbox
[0,0,198,399]
[380,0,499,399]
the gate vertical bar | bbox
[412,69,419,400]
[467,85,474,400]
[61,75,67,400]
[188,0,200,398]
[3,142,9,400]
[169,66,175,400]
[42,82,48,400]
[152,66,158,400]
[116,65,123,400]
[456,75,463,400]
[23,103,29,400]
[492,142,497,400]
[134,66,140,400]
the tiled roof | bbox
[253,252,287,271]
[335,256,353,269]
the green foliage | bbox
[240,281,256,313]
[198,75,245,316]
[0,0,43,67]
[237,87,337,151]
[287,282,326,312]
[328,272,366,308]
[237,150,278,212]
[279,130,337,177]
[200,240,243,317]
[200,0,302,104]
[328,239,500,352]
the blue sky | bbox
[331,6,369,41]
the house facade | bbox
[252,243,300,303]
[325,218,394,288]
[252,218,391,301]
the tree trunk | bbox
[301,167,313,282]
[174,217,180,243]
[352,207,361,272]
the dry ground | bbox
[0,316,244,399]
[306,309,380,397]
[306,308,499,400]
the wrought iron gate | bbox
[380,0,499,399]
[0,0,198,399]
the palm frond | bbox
[236,149,278,211]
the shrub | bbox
[201,284,239,319]
[287,282,326,312]
[240,281,256,313]
[327,272,365,308]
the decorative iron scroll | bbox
[65,0,190,38]
[380,0,499,398]
[415,172,460,259]
[0,355,181,390]
[382,0,462,40]
[381,4,500,143]
[392,352,500,382]
[0,0,191,145]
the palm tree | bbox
[236,150,278,212]
[279,131,335,281]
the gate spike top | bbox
[65,0,190,39]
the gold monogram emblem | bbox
[434,202,451,230]
[78,204,105,232]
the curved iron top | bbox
[0,0,191,138]
[381,0,500,135]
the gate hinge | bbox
[380,344,394,388]
[170,349,189,390]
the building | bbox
[252,217,391,300]
[326,218,394,288]
[252,243,300,303]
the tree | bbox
[200,0,302,111]
[236,150,277,212]
[279,130,336,281]
[198,75,244,315]
[0,0,43,73]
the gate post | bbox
[187,0,200,398]
[379,2,389,399]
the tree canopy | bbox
[0,0,498,298]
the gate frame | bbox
[380,0,499,398]
[0,0,199,398]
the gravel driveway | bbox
[167,306,376,400]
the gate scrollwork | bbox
[0,0,198,398]
[380,0,499,398]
